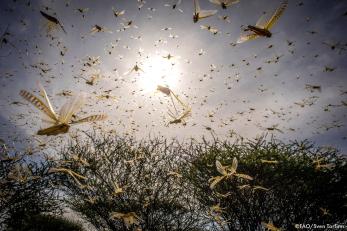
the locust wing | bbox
[70,114,107,125]
[237,32,258,43]
[264,0,288,30]
[194,0,201,15]
[20,90,58,123]
[167,108,177,120]
[59,93,86,124]
[37,82,58,121]
[216,160,227,175]
[178,107,192,120]
[209,0,221,4]
[170,91,188,108]
[209,0,239,7]
[255,13,268,29]
[234,173,253,180]
[123,68,132,76]
[199,10,218,19]
[230,157,238,174]
[225,0,240,6]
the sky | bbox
[0,0,347,153]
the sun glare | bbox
[138,55,181,92]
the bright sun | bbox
[137,55,181,92]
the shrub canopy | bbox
[1,134,346,231]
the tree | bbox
[56,133,206,231]
[12,214,84,231]
[0,141,63,230]
[2,134,346,231]
[185,136,347,230]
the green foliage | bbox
[185,137,347,230]
[0,142,62,230]
[1,134,346,231]
[8,214,84,231]
[56,133,206,231]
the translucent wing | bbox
[237,32,259,43]
[123,66,141,75]
[265,0,288,30]
[194,0,201,14]
[199,10,218,19]
[231,157,238,173]
[225,0,240,7]
[49,167,86,185]
[216,160,227,175]
[209,0,221,4]
[253,185,269,191]
[70,114,107,124]
[167,108,177,119]
[123,69,132,76]
[41,117,57,125]
[20,90,58,122]
[90,26,100,35]
[209,28,219,34]
[178,107,192,120]
[255,13,268,28]
[37,81,57,120]
[234,173,253,180]
[59,93,86,123]
[170,91,187,108]
[137,67,144,73]
[238,184,251,190]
